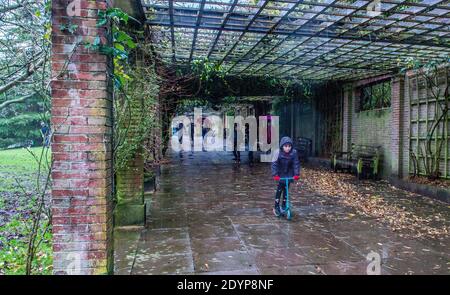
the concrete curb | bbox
[388,176,450,204]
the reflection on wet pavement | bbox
[115,151,450,275]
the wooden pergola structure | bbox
[139,0,450,80]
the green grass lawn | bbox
[0,147,51,193]
[0,147,52,275]
[0,146,50,171]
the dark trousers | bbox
[233,150,240,160]
[275,180,292,205]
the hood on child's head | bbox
[279,136,293,149]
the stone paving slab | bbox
[131,253,195,275]
[114,228,141,275]
[115,151,450,275]
[193,251,256,273]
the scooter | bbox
[276,177,294,221]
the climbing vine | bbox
[85,8,138,89]
[402,56,450,179]
[81,7,163,182]
[114,53,160,172]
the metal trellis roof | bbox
[140,0,450,81]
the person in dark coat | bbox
[40,121,50,148]
[233,124,242,162]
[245,124,254,165]
[271,136,300,217]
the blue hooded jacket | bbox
[271,136,300,178]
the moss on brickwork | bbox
[113,44,159,226]
[114,203,146,226]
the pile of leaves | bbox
[301,167,450,239]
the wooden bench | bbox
[331,144,382,180]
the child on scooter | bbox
[271,136,300,217]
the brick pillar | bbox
[51,0,114,274]
[342,84,353,152]
[114,78,145,226]
[115,151,145,226]
[401,75,411,178]
[390,74,406,178]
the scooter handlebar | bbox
[274,177,299,181]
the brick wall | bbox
[343,76,393,177]
[51,0,114,274]
[352,108,393,177]
[391,75,407,178]
[290,69,447,180]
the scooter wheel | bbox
[286,209,292,221]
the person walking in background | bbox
[40,121,50,148]
[246,124,254,165]
[233,124,242,162]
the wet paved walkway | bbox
[115,152,449,275]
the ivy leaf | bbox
[99,46,115,56]
[68,24,78,34]
[114,47,128,60]
[44,0,51,12]
[114,76,122,89]
[93,36,101,46]
[106,8,129,24]
[43,32,51,42]
[115,31,130,42]
[97,10,107,27]
[126,39,137,49]
[114,43,125,52]
[115,31,136,49]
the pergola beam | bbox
[140,0,450,81]
[218,0,272,66]
[166,54,384,72]
[277,0,448,77]
[224,0,306,74]
[168,0,175,62]
[188,0,206,63]
[259,0,447,77]
[146,20,449,48]
[241,0,345,75]
[207,0,239,58]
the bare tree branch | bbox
[0,3,22,14]
[0,91,36,109]
[0,57,44,95]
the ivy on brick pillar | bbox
[51,0,114,274]
[342,84,354,152]
[390,74,406,178]
[114,150,145,226]
[114,77,145,226]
